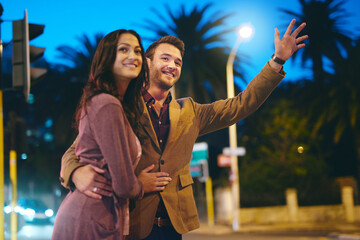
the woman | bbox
[52,29,149,240]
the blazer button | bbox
[160,160,165,165]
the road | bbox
[183,225,360,240]
[184,232,334,240]
[4,223,360,240]
[5,224,53,240]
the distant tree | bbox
[20,34,103,190]
[310,39,360,182]
[49,33,104,147]
[240,82,340,206]
[280,0,352,82]
[140,3,245,103]
[281,0,360,184]
[56,33,104,83]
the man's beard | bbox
[150,69,175,90]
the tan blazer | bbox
[60,63,285,239]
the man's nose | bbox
[167,61,176,69]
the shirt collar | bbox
[141,87,173,105]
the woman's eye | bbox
[135,49,142,54]
[119,47,127,52]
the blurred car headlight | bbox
[45,209,54,217]
[14,206,23,214]
[23,208,35,217]
[4,205,12,214]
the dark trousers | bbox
[142,225,182,240]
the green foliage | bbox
[239,83,340,206]
[277,0,360,199]
[281,0,360,183]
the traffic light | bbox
[12,9,46,102]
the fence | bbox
[215,186,360,225]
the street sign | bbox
[190,142,209,182]
[217,154,232,167]
[223,147,246,156]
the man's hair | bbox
[145,35,185,59]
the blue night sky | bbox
[2,0,360,87]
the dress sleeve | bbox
[89,100,143,200]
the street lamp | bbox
[226,23,254,231]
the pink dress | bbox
[52,93,143,240]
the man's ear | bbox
[146,57,151,65]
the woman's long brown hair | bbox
[74,29,149,137]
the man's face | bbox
[147,43,182,90]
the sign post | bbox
[190,142,214,226]
[221,146,246,230]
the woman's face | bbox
[112,33,143,82]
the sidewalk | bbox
[188,222,360,239]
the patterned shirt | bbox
[141,88,172,152]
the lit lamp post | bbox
[226,23,254,231]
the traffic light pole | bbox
[0,8,46,239]
[10,150,17,240]
[0,3,5,239]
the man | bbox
[60,19,307,239]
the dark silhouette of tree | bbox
[310,39,360,182]
[48,33,104,147]
[280,0,352,82]
[18,34,103,190]
[56,33,104,83]
[140,3,245,103]
[240,82,340,206]
[281,0,360,184]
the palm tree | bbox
[17,33,105,188]
[311,39,360,181]
[280,0,352,82]
[56,33,104,83]
[281,0,360,188]
[140,3,245,103]
[40,33,104,148]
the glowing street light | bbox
[238,24,254,40]
[226,23,254,231]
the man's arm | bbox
[195,19,307,135]
[60,137,82,189]
[61,138,171,199]
[60,137,113,199]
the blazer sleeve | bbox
[195,62,286,136]
[60,136,83,189]
[89,101,143,200]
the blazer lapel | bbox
[139,100,160,151]
[166,99,181,146]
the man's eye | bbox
[175,61,182,67]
